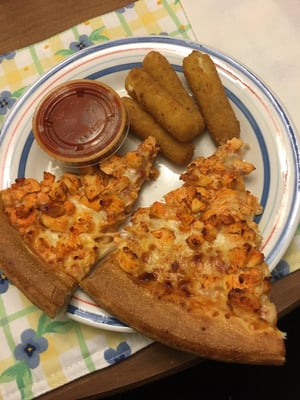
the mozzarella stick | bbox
[122,96,194,165]
[125,68,203,143]
[142,51,204,118]
[183,50,240,145]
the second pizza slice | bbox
[81,138,285,365]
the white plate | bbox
[67,291,134,333]
[1,36,299,333]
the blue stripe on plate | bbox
[67,304,128,327]
[18,131,34,177]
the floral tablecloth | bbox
[0,0,299,399]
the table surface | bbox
[0,0,136,53]
[1,1,300,398]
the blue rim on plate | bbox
[1,36,299,332]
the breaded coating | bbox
[142,51,205,124]
[125,67,204,142]
[123,96,194,165]
[183,50,240,145]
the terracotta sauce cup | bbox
[32,79,128,169]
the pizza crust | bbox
[81,258,285,365]
[0,198,77,317]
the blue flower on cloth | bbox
[1,313,74,398]
[69,34,94,52]
[0,271,10,294]
[271,260,290,282]
[0,90,16,115]
[104,341,132,364]
[55,28,109,57]
[14,328,48,369]
[116,3,135,13]
[0,51,16,63]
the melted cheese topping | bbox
[114,138,277,329]
[1,137,159,282]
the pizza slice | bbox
[81,138,285,365]
[0,137,159,317]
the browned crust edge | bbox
[0,196,77,318]
[81,259,286,366]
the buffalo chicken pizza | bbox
[81,138,285,365]
[0,134,285,365]
[0,137,159,317]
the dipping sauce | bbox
[32,79,128,167]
